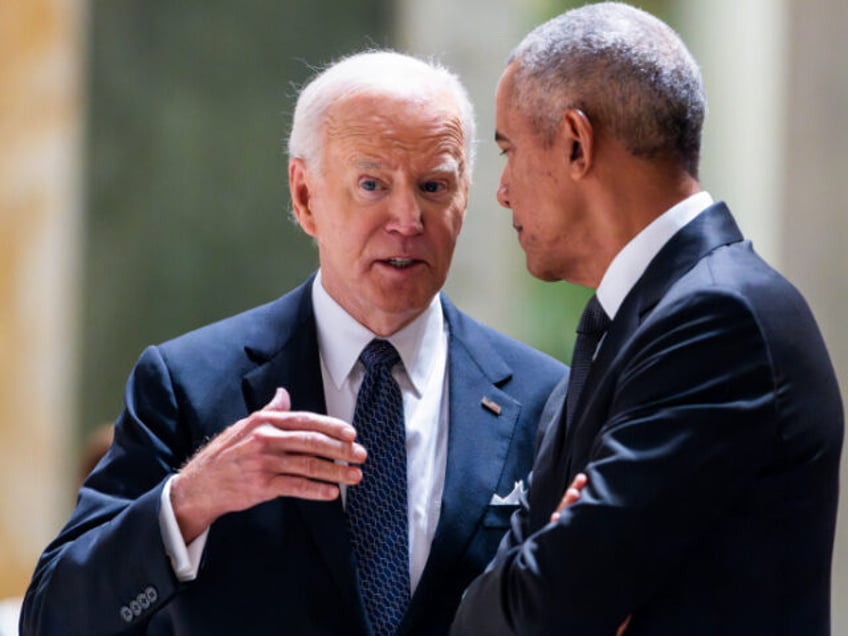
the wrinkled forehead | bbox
[322,91,467,172]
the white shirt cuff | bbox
[159,476,209,581]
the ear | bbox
[289,157,317,237]
[561,109,593,178]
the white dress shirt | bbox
[159,271,450,594]
[596,191,714,318]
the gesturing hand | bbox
[170,387,366,542]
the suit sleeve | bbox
[451,291,778,635]
[20,346,194,636]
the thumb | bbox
[264,387,291,411]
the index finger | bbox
[257,410,358,443]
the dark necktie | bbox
[566,294,611,426]
[346,339,410,636]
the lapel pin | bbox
[481,396,502,416]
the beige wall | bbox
[0,0,84,598]
[781,1,848,631]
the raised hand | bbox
[170,387,366,542]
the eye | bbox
[420,181,444,194]
[359,178,379,192]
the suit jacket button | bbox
[130,600,142,616]
[145,586,158,603]
[137,592,150,609]
[120,606,133,623]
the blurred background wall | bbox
[1,0,83,608]
[2,0,846,629]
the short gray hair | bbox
[288,50,476,178]
[509,2,706,177]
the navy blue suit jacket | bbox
[21,277,566,635]
[452,203,844,635]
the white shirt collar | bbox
[311,270,444,397]
[596,191,714,319]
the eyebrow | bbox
[429,158,460,174]
[354,159,460,175]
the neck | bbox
[582,157,701,288]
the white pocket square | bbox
[490,480,526,506]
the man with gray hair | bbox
[21,50,565,635]
[452,3,842,634]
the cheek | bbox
[425,212,462,261]
[506,164,530,202]
[450,203,466,231]
[444,206,466,243]
[328,210,378,243]
[316,223,366,269]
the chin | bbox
[381,291,431,316]
[526,258,560,282]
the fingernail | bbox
[267,387,285,408]
[325,485,340,499]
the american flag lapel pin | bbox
[481,396,502,416]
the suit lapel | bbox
[240,276,367,632]
[563,203,745,477]
[403,298,519,627]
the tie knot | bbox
[360,339,401,372]
[576,295,610,335]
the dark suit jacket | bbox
[451,203,844,635]
[21,276,566,635]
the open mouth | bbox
[383,258,418,269]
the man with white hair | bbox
[21,51,565,635]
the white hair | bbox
[287,50,476,178]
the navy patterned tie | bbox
[566,295,611,426]
[346,339,410,636]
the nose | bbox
[386,186,424,235]
[496,177,511,209]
